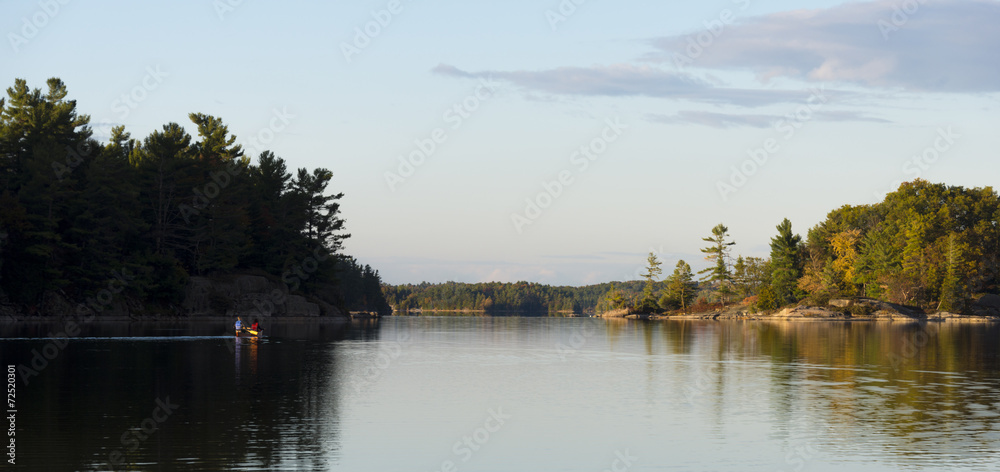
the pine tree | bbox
[0,78,92,301]
[938,233,965,312]
[246,151,296,274]
[641,251,662,294]
[290,168,350,255]
[698,223,736,303]
[187,114,249,274]
[769,218,803,304]
[660,260,697,312]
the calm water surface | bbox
[2,317,1000,471]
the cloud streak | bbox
[648,109,890,128]
[433,63,835,107]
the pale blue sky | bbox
[4,0,998,285]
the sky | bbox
[3,0,998,286]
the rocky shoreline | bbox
[596,295,1000,323]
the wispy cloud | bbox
[433,63,838,107]
[433,0,997,123]
[648,109,890,128]
[647,0,1000,92]
[648,111,776,128]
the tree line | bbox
[382,280,648,314]
[624,179,999,314]
[0,78,388,315]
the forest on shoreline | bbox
[0,78,390,317]
[3,79,995,320]
[385,180,999,316]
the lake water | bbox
[3,317,1000,471]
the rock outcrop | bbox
[182,275,343,318]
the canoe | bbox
[236,328,263,338]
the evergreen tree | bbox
[246,151,296,274]
[732,256,769,299]
[187,114,249,274]
[660,260,697,312]
[0,78,92,301]
[290,168,350,254]
[769,218,803,304]
[938,233,967,312]
[639,251,662,310]
[698,223,736,303]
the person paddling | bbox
[251,320,259,332]
[235,316,243,335]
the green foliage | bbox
[753,286,782,312]
[845,304,872,317]
[384,280,647,314]
[698,223,736,303]
[637,252,663,313]
[0,78,384,314]
[641,252,662,285]
[804,179,997,309]
[335,257,392,315]
[769,218,804,304]
[937,233,967,312]
[732,256,769,299]
[596,283,631,313]
[661,260,698,312]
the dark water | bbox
[2,317,1000,471]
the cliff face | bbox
[6,274,345,319]
[182,275,343,318]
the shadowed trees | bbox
[0,78,386,314]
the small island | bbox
[385,180,1000,322]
